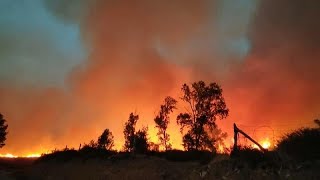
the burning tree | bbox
[154,96,177,151]
[177,81,229,151]
[0,114,8,148]
[97,128,114,150]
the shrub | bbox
[36,149,79,163]
[276,127,320,161]
[230,146,281,169]
[153,149,214,164]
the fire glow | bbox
[0,0,318,157]
[252,139,272,150]
[0,153,41,158]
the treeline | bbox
[34,81,320,165]
[83,80,229,153]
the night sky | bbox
[0,0,319,156]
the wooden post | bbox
[233,123,238,153]
[233,123,267,153]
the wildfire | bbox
[261,140,271,149]
[252,138,272,150]
[0,153,18,158]
[0,153,42,158]
[25,153,42,158]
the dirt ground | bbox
[0,155,319,180]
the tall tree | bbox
[177,81,229,151]
[123,112,139,152]
[154,96,177,151]
[97,128,114,150]
[0,114,8,148]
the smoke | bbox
[0,0,319,154]
[0,0,86,87]
[223,0,320,138]
[0,0,87,154]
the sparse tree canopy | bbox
[154,96,177,151]
[0,114,8,148]
[97,128,114,150]
[123,112,139,152]
[177,81,228,151]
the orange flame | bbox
[0,153,18,158]
[0,153,42,158]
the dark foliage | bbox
[231,146,280,169]
[147,149,214,164]
[0,114,8,148]
[36,149,79,163]
[154,96,177,151]
[123,113,139,152]
[36,147,117,163]
[97,128,114,150]
[177,81,229,151]
[276,127,320,161]
[133,127,149,154]
[123,112,150,153]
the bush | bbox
[36,149,79,163]
[276,127,320,161]
[231,146,265,167]
[147,149,214,164]
[230,146,280,169]
[36,146,117,163]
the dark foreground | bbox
[0,155,319,180]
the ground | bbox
[0,155,319,180]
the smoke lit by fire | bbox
[0,0,319,156]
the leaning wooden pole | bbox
[233,123,238,153]
[233,123,267,153]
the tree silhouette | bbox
[0,114,8,148]
[154,96,177,151]
[123,112,139,152]
[97,128,114,150]
[133,126,149,154]
[176,81,229,151]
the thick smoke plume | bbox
[0,0,319,155]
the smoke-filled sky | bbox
[0,0,319,155]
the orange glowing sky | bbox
[0,0,319,156]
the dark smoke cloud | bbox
[223,0,320,137]
[44,0,91,24]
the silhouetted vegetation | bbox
[21,81,320,180]
[276,127,320,161]
[0,113,8,148]
[123,112,150,153]
[148,149,214,164]
[123,113,139,152]
[97,128,114,150]
[230,146,280,169]
[133,127,149,154]
[177,81,229,151]
[154,96,177,151]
